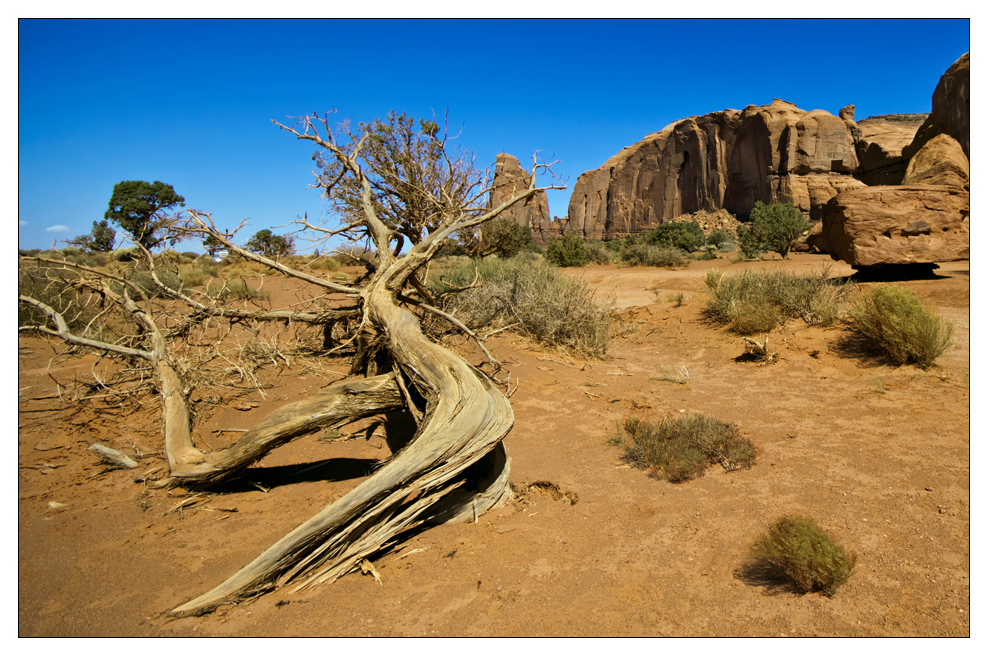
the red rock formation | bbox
[904,52,969,162]
[487,153,561,244]
[902,134,969,187]
[822,186,969,267]
[851,114,927,185]
[568,100,867,240]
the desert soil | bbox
[18,253,969,636]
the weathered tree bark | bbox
[168,272,513,616]
[163,374,406,488]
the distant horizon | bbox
[18,18,970,252]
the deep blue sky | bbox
[18,18,970,251]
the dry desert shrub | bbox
[428,256,611,358]
[704,267,854,334]
[752,515,857,597]
[611,414,755,483]
[850,285,953,370]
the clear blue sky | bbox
[18,18,970,252]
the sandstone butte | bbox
[494,52,968,269]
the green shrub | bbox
[704,267,854,334]
[545,232,591,267]
[743,202,811,259]
[612,414,755,483]
[736,224,764,259]
[620,243,690,268]
[643,221,706,253]
[206,278,270,302]
[479,217,536,258]
[428,256,611,358]
[307,256,342,271]
[179,266,208,288]
[193,261,219,278]
[753,516,857,597]
[127,268,184,297]
[586,240,616,265]
[850,285,953,369]
[706,227,735,249]
[112,248,137,262]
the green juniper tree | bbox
[105,180,185,250]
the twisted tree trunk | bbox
[169,273,513,616]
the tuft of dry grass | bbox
[428,256,611,359]
[704,266,854,334]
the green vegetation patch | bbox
[703,267,854,334]
[428,256,611,358]
[611,414,755,483]
[753,515,857,597]
[850,285,953,369]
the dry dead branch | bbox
[19,108,565,617]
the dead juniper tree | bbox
[18,110,562,616]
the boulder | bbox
[903,52,970,161]
[822,186,969,267]
[852,114,927,185]
[839,104,855,122]
[902,133,969,187]
[488,153,560,243]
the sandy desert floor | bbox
[18,253,969,636]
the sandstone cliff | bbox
[567,99,873,240]
[487,153,560,243]
[903,52,970,162]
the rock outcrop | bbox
[821,52,970,269]
[901,133,969,187]
[822,186,969,267]
[851,114,928,185]
[903,52,970,161]
[488,153,561,243]
[567,100,868,240]
[554,51,969,265]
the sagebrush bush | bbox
[179,265,208,288]
[704,267,854,334]
[753,516,857,597]
[126,268,184,297]
[612,414,755,483]
[586,240,616,265]
[545,232,591,267]
[206,278,270,302]
[428,256,611,358]
[706,227,735,249]
[850,285,952,369]
[620,243,690,268]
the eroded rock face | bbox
[902,133,969,187]
[822,186,969,267]
[852,114,928,185]
[488,153,560,243]
[904,52,970,161]
[568,100,863,240]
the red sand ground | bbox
[18,253,969,636]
